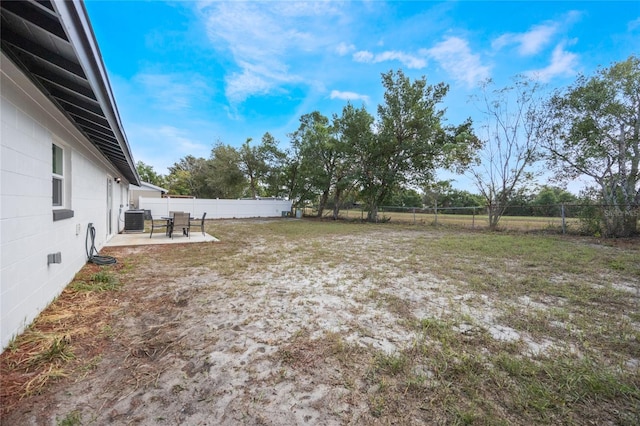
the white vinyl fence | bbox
[139,197,292,220]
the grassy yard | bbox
[1,219,638,425]
[333,208,581,232]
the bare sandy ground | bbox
[2,220,638,425]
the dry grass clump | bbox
[0,263,124,415]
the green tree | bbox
[331,103,373,219]
[385,187,423,208]
[280,138,312,210]
[289,111,337,217]
[289,110,360,218]
[165,155,208,196]
[208,143,246,198]
[422,181,484,214]
[135,161,165,187]
[542,56,640,236]
[531,186,577,217]
[238,134,283,198]
[422,180,453,209]
[238,138,262,198]
[355,70,479,222]
[260,132,287,198]
[504,188,535,216]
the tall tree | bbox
[289,111,339,217]
[166,155,209,196]
[531,185,578,217]
[135,161,165,187]
[281,136,313,209]
[209,143,246,198]
[356,70,478,222]
[330,104,369,219]
[469,77,545,230]
[385,187,423,208]
[238,134,282,198]
[260,132,287,198]
[542,56,639,236]
[238,138,261,198]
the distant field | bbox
[334,209,580,231]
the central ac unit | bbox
[124,210,145,232]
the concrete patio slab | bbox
[105,231,218,247]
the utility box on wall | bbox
[124,210,145,232]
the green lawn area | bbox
[333,208,581,231]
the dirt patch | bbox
[1,219,638,425]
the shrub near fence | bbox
[308,204,639,234]
[139,197,293,220]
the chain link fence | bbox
[302,203,640,235]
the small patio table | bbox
[160,217,173,236]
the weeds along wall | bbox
[139,197,293,219]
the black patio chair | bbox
[149,216,170,238]
[190,212,207,236]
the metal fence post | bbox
[561,204,566,234]
[434,201,438,225]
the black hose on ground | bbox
[86,223,117,265]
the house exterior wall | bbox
[1,54,130,350]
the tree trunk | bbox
[623,211,639,236]
[332,188,343,220]
[605,207,639,237]
[317,190,329,217]
[368,205,378,222]
[367,191,386,222]
[601,182,639,236]
[249,176,258,199]
[488,204,499,230]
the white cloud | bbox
[492,12,581,56]
[353,50,427,69]
[493,22,559,56]
[336,42,355,56]
[198,1,344,102]
[225,71,272,103]
[224,60,301,102]
[131,124,210,173]
[376,51,427,69]
[156,125,206,153]
[134,73,211,111]
[524,43,579,82]
[424,37,491,87]
[353,50,374,62]
[350,37,488,86]
[330,90,370,104]
[629,17,640,31]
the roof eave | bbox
[53,0,140,185]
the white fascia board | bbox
[52,0,140,186]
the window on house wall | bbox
[51,142,74,221]
[52,143,64,207]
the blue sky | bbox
[85,0,639,189]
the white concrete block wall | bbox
[1,54,131,350]
[139,197,293,220]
